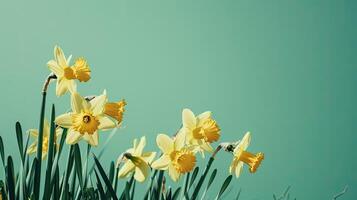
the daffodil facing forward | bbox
[181,108,220,155]
[118,137,156,182]
[55,91,116,146]
[47,46,91,96]
[104,99,126,125]
[151,131,197,182]
[230,132,264,178]
[27,119,62,160]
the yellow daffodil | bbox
[118,137,156,182]
[27,119,62,160]
[104,99,126,125]
[55,91,116,147]
[181,108,220,155]
[151,131,197,182]
[47,46,91,96]
[230,132,264,178]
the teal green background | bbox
[0,0,356,199]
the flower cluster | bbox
[27,45,264,185]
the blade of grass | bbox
[43,105,57,200]
[60,145,75,200]
[172,187,181,200]
[214,175,232,200]
[235,188,241,200]
[130,180,136,200]
[6,156,15,200]
[93,154,118,200]
[189,167,199,191]
[73,144,83,189]
[156,170,164,200]
[190,157,215,200]
[15,122,24,164]
[88,128,118,175]
[106,161,115,197]
[182,172,190,199]
[0,136,5,170]
[34,92,47,200]
[94,169,106,200]
[200,169,217,200]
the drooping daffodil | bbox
[181,108,220,156]
[27,119,63,159]
[118,137,156,182]
[230,132,264,178]
[55,91,116,146]
[104,99,126,125]
[151,131,197,182]
[47,45,91,96]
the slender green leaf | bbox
[88,128,118,175]
[182,173,190,199]
[113,166,120,193]
[200,169,217,200]
[190,157,215,200]
[94,169,106,200]
[43,105,57,200]
[74,144,83,189]
[60,145,75,200]
[172,187,181,200]
[0,136,5,169]
[6,156,15,200]
[130,180,136,200]
[156,170,164,200]
[235,188,241,200]
[15,122,24,163]
[189,167,199,190]
[93,154,118,200]
[34,92,47,200]
[106,161,115,197]
[214,175,232,200]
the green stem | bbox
[190,145,221,200]
[33,91,46,200]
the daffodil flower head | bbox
[151,131,197,182]
[47,46,91,96]
[230,132,264,178]
[55,91,116,146]
[181,108,221,156]
[118,137,156,182]
[104,99,126,125]
[27,119,63,160]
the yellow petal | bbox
[134,163,149,182]
[168,164,180,182]
[42,151,48,160]
[47,60,63,77]
[156,134,174,154]
[55,113,73,128]
[54,45,67,67]
[65,129,82,145]
[118,161,135,178]
[141,152,157,164]
[83,131,99,147]
[235,162,244,178]
[71,92,86,113]
[28,129,39,137]
[235,132,251,153]
[151,155,170,170]
[43,119,51,137]
[56,78,68,96]
[67,80,76,94]
[174,129,186,150]
[90,91,107,116]
[98,116,116,130]
[196,111,211,126]
[200,141,214,153]
[27,142,37,154]
[134,136,146,155]
[182,109,196,129]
